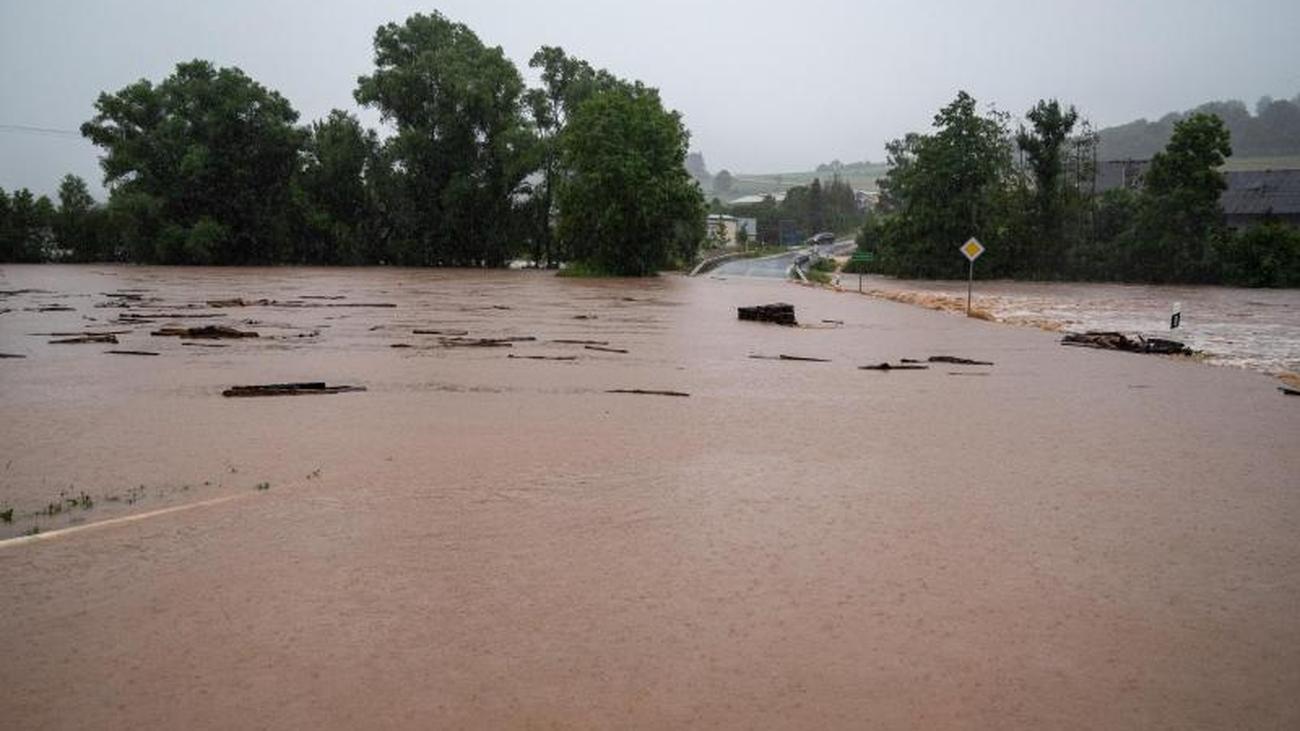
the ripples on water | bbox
[858,277,1300,374]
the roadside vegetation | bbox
[847,92,1300,287]
[0,12,702,275]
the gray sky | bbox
[2,0,1298,196]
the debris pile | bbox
[1061,331,1191,355]
[738,303,797,326]
[152,325,259,339]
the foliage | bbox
[296,110,378,264]
[355,12,533,266]
[1015,99,1079,276]
[0,187,55,262]
[713,169,734,196]
[873,91,1015,278]
[555,85,705,275]
[1128,113,1232,282]
[1215,220,1300,287]
[81,60,305,264]
[523,46,625,267]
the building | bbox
[853,189,879,211]
[1221,170,1300,229]
[706,214,758,246]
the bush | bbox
[1215,221,1300,287]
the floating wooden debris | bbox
[50,334,118,344]
[606,389,689,397]
[585,345,629,354]
[553,339,608,345]
[738,302,797,326]
[947,372,989,376]
[152,325,258,339]
[1281,387,1300,397]
[1061,331,1191,355]
[208,298,270,308]
[573,314,597,320]
[413,329,469,336]
[859,362,929,371]
[300,295,346,300]
[102,292,146,301]
[748,354,830,362]
[508,354,577,361]
[929,355,995,366]
[0,353,26,359]
[390,343,414,349]
[105,350,160,356]
[439,337,514,348]
[30,330,131,337]
[821,319,845,325]
[27,305,76,313]
[222,382,367,398]
[122,312,223,320]
[182,342,229,348]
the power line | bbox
[0,123,83,139]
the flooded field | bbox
[1,264,1298,729]
[849,274,1300,374]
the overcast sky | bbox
[2,0,1298,196]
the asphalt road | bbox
[709,239,856,279]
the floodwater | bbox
[846,274,1300,374]
[1,264,1298,729]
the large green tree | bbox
[1130,112,1232,282]
[355,12,533,266]
[81,60,305,264]
[555,84,705,275]
[296,110,378,264]
[522,46,622,267]
[1015,99,1078,275]
[873,91,1014,278]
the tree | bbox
[1130,112,1232,282]
[54,174,101,260]
[713,169,734,196]
[556,85,705,275]
[297,110,378,264]
[522,46,623,267]
[0,188,53,262]
[1016,99,1078,275]
[871,91,1014,278]
[81,60,305,264]
[355,12,533,266]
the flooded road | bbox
[1,265,1298,729]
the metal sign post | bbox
[850,251,873,293]
[960,238,984,317]
[1170,302,1182,330]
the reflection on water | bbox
[855,275,1300,374]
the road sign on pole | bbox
[1170,301,1182,329]
[960,238,984,317]
[851,251,874,293]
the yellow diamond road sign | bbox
[961,238,985,262]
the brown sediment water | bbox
[834,273,1300,374]
[1,264,1298,729]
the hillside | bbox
[1099,94,1300,160]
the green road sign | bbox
[851,252,874,263]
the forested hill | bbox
[1098,94,1300,160]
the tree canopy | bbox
[556,85,704,275]
[80,60,304,264]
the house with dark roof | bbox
[1220,170,1300,229]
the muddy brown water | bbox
[1,265,1298,729]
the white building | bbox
[706,214,758,247]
